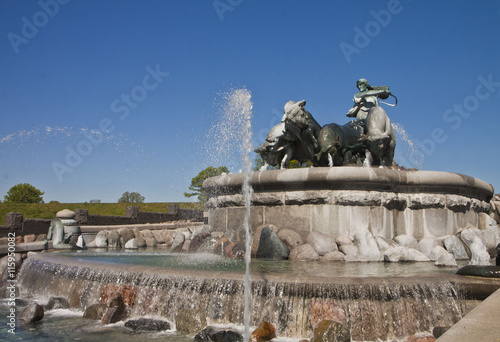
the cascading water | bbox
[392,122,422,169]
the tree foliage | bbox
[184,166,229,203]
[4,183,44,203]
[118,191,145,203]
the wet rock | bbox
[310,299,346,329]
[162,229,175,246]
[419,237,443,257]
[20,303,44,324]
[469,236,491,265]
[435,252,457,267]
[189,233,211,253]
[225,242,246,259]
[91,231,108,248]
[170,231,186,252]
[307,232,338,256]
[175,308,207,335]
[124,238,139,249]
[151,230,165,244]
[132,227,147,247]
[101,293,128,324]
[252,224,279,257]
[194,326,243,341]
[339,244,358,257]
[213,237,230,256]
[83,303,108,320]
[117,227,135,245]
[429,246,448,261]
[277,229,303,250]
[443,235,469,260]
[76,235,85,249]
[106,230,121,248]
[289,244,319,261]
[256,227,290,260]
[125,318,171,331]
[384,246,429,262]
[145,237,158,248]
[432,326,450,338]
[45,297,70,310]
[394,234,419,250]
[250,321,276,342]
[354,228,382,261]
[182,239,191,252]
[322,251,346,261]
[335,236,353,247]
[311,320,350,342]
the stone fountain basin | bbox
[18,251,500,341]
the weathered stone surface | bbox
[418,237,443,257]
[145,237,158,247]
[408,194,445,209]
[252,224,279,257]
[394,234,419,250]
[189,233,211,253]
[429,246,448,261]
[175,308,207,335]
[435,252,457,267]
[132,227,147,247]
[150,230,165,244]
[56,209,76,219]
[107,230,121,248]
[285,190,330,205]
[162,229,176,246]
[310,299,346,329]
[375,236,397,252]
[124,238,139,249]
[277,229,303,250]
[101,293,128,324]
[333,190,381,206]
[384,246,429,262]
[256,227,290,260]
[125,318,171,331]
[23,234,36,243]
[311,320,350,342]
[307,232,338,256]
[117,227,135,245]
[250,321,276,342]
[469,236,491,265]
[83,303,107,320]
[354,228,382,261]
[213,237,230,256]
[20,303,44,324]
[181,239,191,252]
[446,195,471,212]
[6,212,23,230]
[339,244,358,257]
[289,244,319,261]
[335,236,353,247]
[45,297,70,310]
[407,335,436,342]
[432,326,450,338]
[194,326,243,342]
[225,242,245,259]
[443,235,469,260]
[92,231,108,248]
[36,234,47,241]
[170,231,185,252]
[322,251,346,261]
[459,227,488,249]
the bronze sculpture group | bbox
[255,79,397,168]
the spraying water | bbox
[392,122,422,169]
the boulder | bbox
[56,209,75,219]
[195,326,243,342]
[101,293,128,324]
[311,320,350,342]
[151,230,165,244]
[384,246,429,262]
[83,303,108,320]
[469,236,491,265]
[339,244,358,257]
[252,224,279,257]
[162,229,176,246]
[106,230,121,248]
[132,227,147,247]
[277,229,303,250]
[429,246,449,261]
[182,239,191,252]
[307,232,338,256]
[250,321,276,342]
[175,308,207,335]
[93,231,108,248]
[394,234,419,250]
[225,242,246,259]
[124,238,139,249]
[289,244,319,261]
[443,235,469,260]
[45,297,70,310]
[335,236,353,247]
[213,237,230,256]
[24,234,36,243]
[354,228,382,261]
[256,227,290,260]
[170,231,186,252]
[117,228,135,245]
[322,251,346,261]
[125,318,171,331]
[419,237,443,257]
[435,252,457,267]
[19,303,44,324]
[375,236,398,252]
[189,233,211,253]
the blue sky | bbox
[1,0,499,203]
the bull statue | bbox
[255,79,397,168]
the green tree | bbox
[118,191,145,203]
[4,183,44,203]
[185,166,229,203]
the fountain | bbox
[9,82,500,341]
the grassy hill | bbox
[0,202,202,225]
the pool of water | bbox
[51,248,466,278]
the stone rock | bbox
[432,326,451,338]
[435,252,457,267]
[76,235,85,249]
[170,231,186,252]
[83,303,108,320]
[322,251,346,261]
[117,227,135,245]
[93,231,108,248]
[45,297,70,310]
[124,238,139,249]
[394,234,419,250]
[194,326,243,342]
[354,228,382,261]
[24,234,36,243]
[311,320,350,342]
[162,229,176,246]
[256,227,290,260]
[225,242,246,259]
[252,224,279,257]
[405,248,430,261]
[101,293,128,324]
[213,237,230,256]
[132,227,147,247]
[20,303,44,324]
[145,237,158,248]
[182,239,191,252]
[443,235,469,260]
[151,230,165,244]
[339,244,358,257]
[56,209,75,219]
[189,233,211,253]
[419,237,443,257]
[384,246,430,262]
[375,236,398,252]
[469,236,491,266]
[459,227,488,250]
[106,230,121,248]
[289,244,319,261]
[310,299,346,329]
[277,229,303,250]
[36,234,47,241]
[125,318,171,331]
[335,236,353,247]
[482,223,500,257]
[175,308,207,335]
[250,321,276,342]
[429,246,449,261]
[307,232,338,256]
